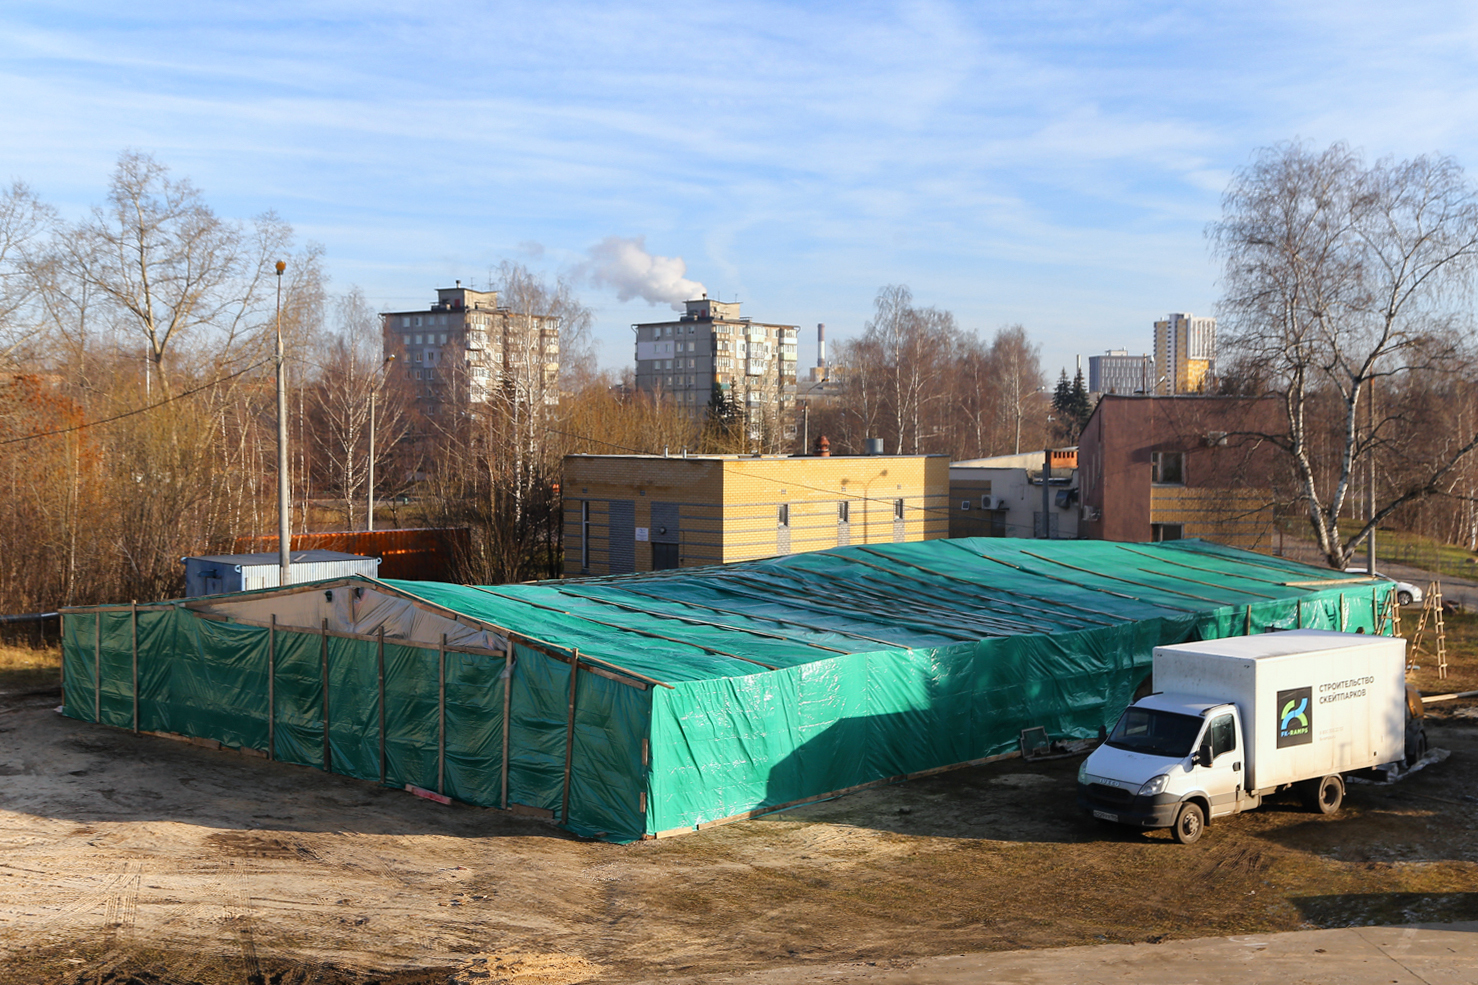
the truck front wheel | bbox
[1171,802,1205,844]
[1306,774,1344,815]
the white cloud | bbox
[577,236,705,309]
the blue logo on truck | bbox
[1276,687,1313,747]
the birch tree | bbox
[1211,142,1478,568]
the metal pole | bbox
[275,260,291,588]
[1367,377,1377,577]
[367,388,375,533]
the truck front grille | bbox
[1086,782,1134,808]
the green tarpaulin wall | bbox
[61,538,1397,841]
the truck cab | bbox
[1078,693,1254,844]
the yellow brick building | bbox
[563,454,950,575]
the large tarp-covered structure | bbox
[60,538,1397,841]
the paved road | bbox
[678,923,1478,985]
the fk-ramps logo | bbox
[1277,687,1313,748]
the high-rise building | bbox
[1088,349,1155,395]
[382,284,559,415]
[1153,313,1215,394]
[633,298,798,430]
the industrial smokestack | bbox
[817,323,826,369]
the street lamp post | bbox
[275,260,291,587]
[367,355,395,533]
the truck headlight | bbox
[1078,761,1088,783]
[1137,774,1168,797]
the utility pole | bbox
[1040,447,1052,538]
[1367,377,1377,576]
[275,260,291,587]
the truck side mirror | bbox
[1196,743,1213,768]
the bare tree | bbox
[0,183,52,363]
[1211,142,1478,568]
[989,325,1046,454]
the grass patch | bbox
[0,642,60,693]
[1336,520,1478,581]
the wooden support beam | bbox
[321,618,331,773]
[130,601,139,735]
[501,654,514,811]
[438,634,447,797]
[267,615,276,762]
[378,626,386,786]
[560,654,580,825]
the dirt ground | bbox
[2,659,1478,985]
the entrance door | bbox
[651,542,679,570]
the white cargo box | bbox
[1153,630,1406,792]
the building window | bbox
[401,316,410,328]
[1151,523,1184,541]
[414,351,422,363]
[414,317,422,327]
[402,335,410,346]
[838,501,850,523]
[1151,451,1184,485]
[960,500,971,510]
[439,333,448,344]
[894,498,905,520]
[778,503,790,526]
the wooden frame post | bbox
[1244,604,1252,635]
[561,653,580,825]
[501,652,514,810]
[267,615,277,762]
[437,634,447,796]
[130,601,139,734]
[378,626,386,785]
[321,618,331,772]
[93,610,101,724]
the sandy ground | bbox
[2,681,1478,985]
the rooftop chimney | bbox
[817,323,826,369]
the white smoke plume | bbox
[580,236,705,309]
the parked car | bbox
[1345,567,1423,606]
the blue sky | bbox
[5,1,1478,376]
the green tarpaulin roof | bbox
[389,538,1381,684]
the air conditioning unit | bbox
[1080,504,1101,522]
[980,495,998,510]
[1205,430,1228,446]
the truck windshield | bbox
[1106,707,1204,759]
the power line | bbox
[0,359,271,446]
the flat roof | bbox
[185,551,376,566]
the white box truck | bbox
[1077,630,1414,844]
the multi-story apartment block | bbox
[632,298,798,432]
[382,284,559,414]
[1088,349,1155,395]
[563,452,948,575]
[1153,313,1216,394]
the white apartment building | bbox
[633,298,798,429]
[382,284,559,414]
[1088,349,1155,395]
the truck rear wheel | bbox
[1308,774,1344,815]
[1171,802,1204,844]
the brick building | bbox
[1077,396,1281,548]
[563,453,948,575]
